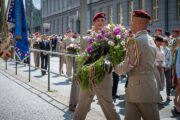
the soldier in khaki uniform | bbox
[32,35,40,69]
[73,12,120,120]
[115,10,159,120]
[68,33,80,111]
[63,29,75,77]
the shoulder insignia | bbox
[126,38,139,66]
[127,38,136,45]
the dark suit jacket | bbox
[39,40,50,55]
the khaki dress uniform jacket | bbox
[73,30,120,120]
[115,30,160,120]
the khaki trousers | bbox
[33,51,40,68]
[59,55,65,73]
[73,74,120,120]
[65,56,73,76]
[125,102,160,120]
[69,80,80,110]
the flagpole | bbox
[2,0,11,35]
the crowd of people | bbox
[27,9,180,120]
[29,30,80,76]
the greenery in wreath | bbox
[76,23,128,90]
[66,43,80,54]
[33,41,40,49]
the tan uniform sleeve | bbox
[115,38,139,75]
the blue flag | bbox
[7,0,29,61]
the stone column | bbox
[79,0,87,36]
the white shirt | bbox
[162,47,172,68]
[155,46,165,66]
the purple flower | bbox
[97,34,103,40]
[101,28,106,35]
[114,27,121,35]
[86,45,93,53]
[105,32,110,38]
[88,38,95,44]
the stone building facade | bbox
[41,0,180,35]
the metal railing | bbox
[4,48,78,91]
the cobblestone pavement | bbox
[0,70,73,120]
[0,56,180,119]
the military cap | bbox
[172,28,179,33]
[66,29,72,33]
[155,35,164,42]
[165,31,170,36]
[156,28,162,32]
[132,10,151,20]
[34,32,39,36]
[147,28,151,33]
[93,12,106,22]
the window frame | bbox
[152,0,158,21]
[108,5,113,23]
[140,0,145,9]
[128,0,134,25]
[178,0,180,19]
[99,7,104,12]
[117,3,123,24]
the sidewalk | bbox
[0,55,180,119]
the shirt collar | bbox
[135,30,148,38]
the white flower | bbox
[121,41,125,46]
[69,43,74,48]
[116,35,121,39]
[106,24,111,29]
[108,41,115,46]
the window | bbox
[153,0,158,21]
[128,1,133,25]
[92,9,96,17]
[178,0,180,18]
[108,5,113,23]
[140,0,145,9]
[117,3,123,24]
[99,8,104,12]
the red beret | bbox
[66,29,72,33]
[147,28,151,33]
[156,28,162,32]
[93,12,106,22]
[34,32,39,36]
[132,10,151,20]
[172,28,179,33]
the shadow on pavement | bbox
[53,79,71,85]
[23,68,37,72]
[34,75,45,78]
[52,74,61,78]
[63,111,73,120]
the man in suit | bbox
[39,35,50,75]
[115,10,159,120]
[73,12,120,120]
